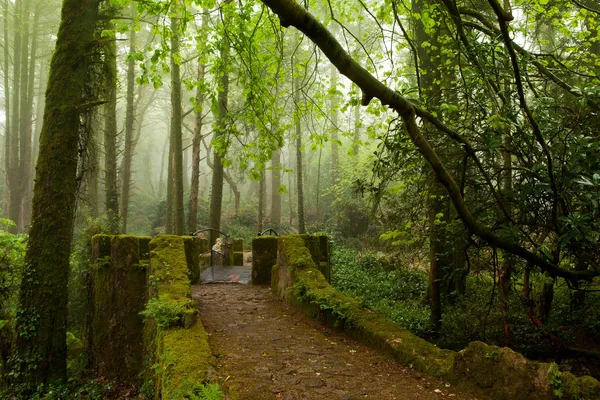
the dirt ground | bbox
[193,284,481,400]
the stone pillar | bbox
[252,236,278,284]
[89,235,149,383]
[233,238,244,266]
[183,236,201,284]
[318,235,331,282]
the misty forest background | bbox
[1,0,600,395]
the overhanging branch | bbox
[258,0,597,282]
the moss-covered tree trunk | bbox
[170,3,185,235]
[103,21,120,233]
[294,46,306,234]
[14,0,101,384]
[121,3,137,233]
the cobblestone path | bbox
[193,284,482,400]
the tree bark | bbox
[121,3,136,233]
[329,63,339,185]
[270,148,281,227]
[294,61,306,234]
[103,21,119,233]
[7,0,23,231]
[187,9,208,233]
[15,0,100,384]
[2,0,11,216]
[259,0,592,282]
[258,174,265,232]
[209,0,232,245]
[170,3,185,235]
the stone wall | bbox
[272,235,600,400]
[252,234,330,285]
[89,234,150,383]
[146,235,215,399]
[88,234,215,397]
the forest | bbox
[1,0,600,398]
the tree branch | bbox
[259,0,596,282]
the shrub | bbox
[331,246,432,336]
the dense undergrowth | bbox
[331,245,600,377]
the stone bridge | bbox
[83,234,600,399]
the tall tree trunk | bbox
[258,174,265,232]
[103,22,119,233]
[2,0,11,216]
[294,69,306,234]
[121,3,136,233]
[287,143,294,227]
[87,110,101,218]
[21,0,40,230]
[329,63,339,185]
[158,131,168,200]
[7,0,23,231]
[353,83,361,156]
[413,0,448,334]
[187,39,206,233]
[170,4,185,235]
[208,1,232,245]
[14,0,101,384]
[270,148,281,227]
[165,135,175,233]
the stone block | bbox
[252,236,278,285]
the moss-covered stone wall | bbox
[233,238,244,266]
[89,234,151,384]
[145,235,216,399]
[87,234,215,397]
[273,235,600,400]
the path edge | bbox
[271,235,600,400]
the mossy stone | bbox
[317,235,330,262]
[183,236,201,285]
[90,235,148,384]
[252,236,278,285]
[160,321,216,399]
[234,251,244,266]
[298,234,321,265]
[233,238,244,252]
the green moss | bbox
[233,238,244,252]
[183,236,201,285]
[561,371,600,399]
[199,253,211,267]
[298,234,321,265]
[143,235,216,398]
[89,234,148,383]
[160,321,215,399]
[277,236,313,270]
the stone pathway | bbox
[193,284,483,400]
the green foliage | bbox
[0,216,27,381]
[1,378,108,400]
[174,382,224,400]
[331,246,432,336]
[140,298,189,329]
